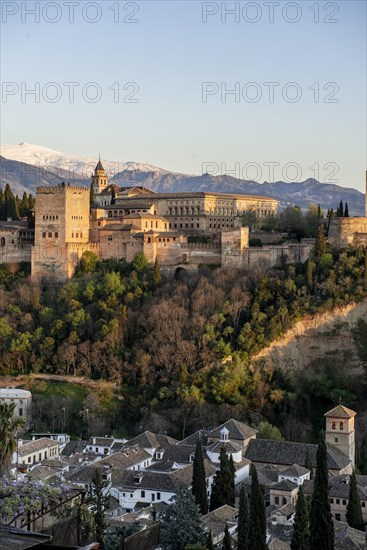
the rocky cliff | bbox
[251,299,367,372]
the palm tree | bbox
[0,403,25,477]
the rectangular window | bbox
[157,492,161,500]
[48,232,52,238]
[342,500,346,505]
[362,502,366,508]
[42,232,46,238]
[28,456,31,463]
[340,422,343,430]
[336,499,340,504]
[152,494,155,502]
[19,408,23,416]
[55,232,58,238]
[141,490,145,498]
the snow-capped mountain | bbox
[0,143,365,216]
[0,142,172,179]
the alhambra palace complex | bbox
[1,162,367,280]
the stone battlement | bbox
[36,185,89,194]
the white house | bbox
[206,427,250,484]
[0,387,32,429]
[277,464,310,486]
[112,460,216,512]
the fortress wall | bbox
[328,218,367,249]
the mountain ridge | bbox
[0,143,365,215]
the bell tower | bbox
[325,404,356,469]
[91,157,108,196]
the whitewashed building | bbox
[0,387,32,429]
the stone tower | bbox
[324,404,356,469]
[31,183,93,280]
[91,158,108,195]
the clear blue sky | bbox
[1,1,366,192]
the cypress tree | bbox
[291,485,310,550]
[306,260,314,290]
[305,448,314,480]
[0,188,4,220]
[222,524,232,550]
[237,486,249,550]
[210,448,234,511]
[248,465,267,550]
[228,454,235,506]
[153,257,161,287]
[346,470,363,531]
[192,439,208,515]
[90,181,95,206]
[314,225,326,258]
[344,203,349,217]
[28,193,35,210]
[339,200,343,217]
[6,195,20,220]
[19,192,30,218]
[309,434,334,550]
[206,531,214,550]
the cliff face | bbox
[251,299,367,372]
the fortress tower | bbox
[91,158,108,195]
[325,404,356,469]
[31,183,93,280]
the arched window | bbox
[0,237,5,247]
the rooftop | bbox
[0,524,52,550]
[325,404,356,419]
[17,437,59,457]
[245,439,351,471]
[0,388,32,399]
[208,419,257,441]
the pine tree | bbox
[153,257,161,287]
[160,485,205,550]
[305,448,314,480]
[314,225,326,258]
[222,524,232,550]
[248,465,267,550]
[346,470,363,531]
[192,439,208,515]
[309,434,334,550]
[291,485,310,550]
[344,203,349,217]
[237,486,249,550]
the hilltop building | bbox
[29,161,318,280]
[328,170,367,248]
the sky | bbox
[1,0,366,192]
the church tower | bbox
[91,158,108,196]
[325,404,356,469]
